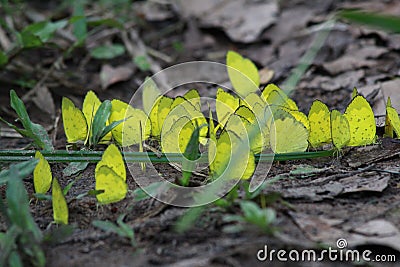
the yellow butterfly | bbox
[226,50,260,97]
[209,130,255,180]
[52,178,68,224]
[216,88,240,128]
[308,100,331,148]
[344,94,376,146]
[262,84,298,110]
[33,151,52,194]
[62,90,111,145]
[62,97,88,144]
[148,95,174,139]
[284,109,310,132]
[270,109,309,153]
[164,95,208,144]
[330,110,350,150]
[182,88,201,111]
[95,144,127,204]
[142,77,162,115]
[109,99,151,147]
[242,92,267,122]
[385,97,400,138]
[230,106,268,153]
[161,116,195,153]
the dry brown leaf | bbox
[258,67,274,84]
[340,173,390,194]
[380,79,400,112]
[323,46,387,75]
[291,212,400,252]
[32,85,55,117]
[305,70,364,92]
[100,64,134,90]
[179,0,278,43]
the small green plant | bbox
[0,90,53,151]
[0,159,46,267]
[223,200,276,234]
[92,214,136,247]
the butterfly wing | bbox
[308,100,331,148]
[52,178,68,224]
[209,130,255,180]
[330,110,350,150]
[110,99,151,147]
[33,151,52,194]
[216,88,240,128]
[385,98,400,138]
[95,144,126,181]
[270,110,309,153]
[226,50,259,97]
[344,95,376,146]
[62,97,88,143]
[262,84,298,110]
[95,166,128,204]
[161,116,195,153]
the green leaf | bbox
[62,180,75,196]
[98,117,125,141]
[0,159,38,185]
[92,220,126,236]
[90,44,125,59]
[90,100,111,146]
[71,0,87,43]
[42,224,74,246]
[338,9,400,33]
[87,18,123,29]
[8,251,23,267]
[17,31,42,48]
[134,55,151,71]
[181,124,202,186]
[22,20,68,43]
[0,50,8,66]
[6,165,42,241]
[63,162,89,177]
[10,90,32,131]
[8,90,54,150]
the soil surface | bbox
[1,0,400,266]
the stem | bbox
[0,149,334,163]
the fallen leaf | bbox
[380,79,400,112]
[340,173,390,194]
[290,212,345,242]
[291,212,400,252]
[323,46,387,75]
[33,85,55,117]
[346,143,400,168]
[357,84,385,117]
[100,64,134,90]
[305,70,365,92]
[258,67,274,84]
[179,0,278,43]
[283,182,343,201]
[349,219,400,252]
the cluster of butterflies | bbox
[60,51,400,201]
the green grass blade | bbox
[338,9,400,33]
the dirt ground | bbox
[1,0,400,266]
